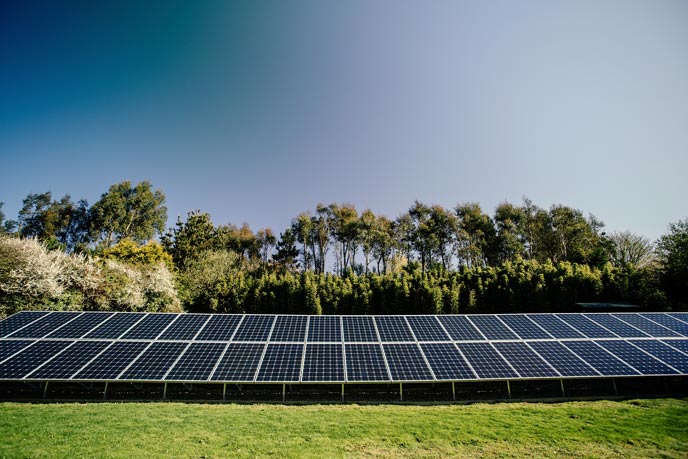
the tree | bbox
[608,231,656,268]
[428,205,457,270]
[101,238,174,269]
[312,204,333,274]
[408,201,436,272]
[273,228,300,271]
[161,211,219,268]
[256,228,276,264]
[329,203,359,275]
[90,180,167,247]
[455,202,496,267]
[656,218,688,308]
[494,201,526,262]
[292,212,313,271]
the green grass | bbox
[0,399,686,458]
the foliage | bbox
[657,218,688,308]
[90,180,167,247]
[101,238,174,270]
[608,231,656,269]
[1,399,686,459]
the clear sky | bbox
[1,0,686,241]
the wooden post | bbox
[42,381,49,399]
[399,383,403,401]
[103,381,109,401]
[506,380,511,399]
[282,384,286,402]
[163,382,168,400]
[560,379,566,398]
[611,379,618,396]
[222,383,227,402]
[452,382,456,401]
[341,383,345,403]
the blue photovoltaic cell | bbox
[121,314,179,340]
[256,344,303,382]
[420,343,476,380]
[165,342,226,381]
[342,316,378,342]
[302,344,344,382]
[468,316,519,340]
[641,314,688,336]
[556,315,617,338]
[498,315,552,339]
[74,342,149,380]
[628,340,688,373]
[561,341,638,376]
[613,314,680,337]
[232,315,275,341]
[596,340,677,375]
[345,344,389,381]
[492,342,559,378]
[27,341,111,380]
[527,315,584,339]
[406,316,451,341]
[119,342,187,380]
[0,340,35,362]
[662,339,688,354]
[195,315,242,341]
[307,316,341,342]
[83,313,146,339]
[158,314,210,340]
[383,343,434,381]
[583,314,648,338]
[8,312,81,338]
[46,312,114,339]
[455,342,518,379]
[210,343,265,381]
[0,312,51,338]
[436,316,484,341]
[527,341,599,377]
[0,340,73,379]
[270,316,308,342]
[669,313,688,323]
[375,316,414,342]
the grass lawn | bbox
[0,398,686,458]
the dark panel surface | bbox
[420,343,476,380]
[345,344,389,381]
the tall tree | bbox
[292,212,313,271]
[256,228,276,264]
[455,202,496,267]
[312,204,333,274]
[329,203,359,275]
[90,181,167,247]
[273,228,299,271]
[494,201,526,263]
[428,205,457,270]
[408,201,435,272]
[608,231,655,268]
[359,209,377,274]
[161,211,219,267]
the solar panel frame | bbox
[641,314,688,336]
[270,315,308,342]
[164,342,227,381]
[342,316,379,342]
[25,341,112,380]
[82,313,147,339]
[627,339,688,373]
[560,340,639,376]
[492,341,560,378]
[455,342,519,379]
[0,340,75,379]
[232,315,276,342]
[0,340,37,364]
[120,314,180,340]
[467,315,519,340]
[306,316,341,342]
[406,316,451,341]
[612,314,680,337]
[527,314,585,339]
[73,341,150,380]
[344,344,390,382]
[382,343,434,382]
[7,312,82,339]
[583,314,649,338]
[420,342,476,380]
[45,312,115,339]
[158,314,211,341]
[374,316,414,342]
[526,341,600,377]
[436,315,485,341]
[209,342,266,382]
[302,344,345,382]
[196,314,244,341]
[556,314,618,338]
[595,340,678,376]
[255,343,303,382]
[118,342,188,381]
[497,314,553,339]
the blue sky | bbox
[1,1,686,241]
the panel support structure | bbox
[341,383,345,403]
[560,379,565,398]
[42,381,49,399]
[103,381,108,401]
[452,382,456,401]
[223,383,227,402]
[163,382,168,400]
[282,384,286,402]
[506,380,511,399]
[399,382,403,401]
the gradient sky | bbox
[1,0,687,241]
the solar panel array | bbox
[0,311,687,384]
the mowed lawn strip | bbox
[0,398,686,458]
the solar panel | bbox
[420,343,476,380]
[119,342,187,380]
[436,315,484,341]
[196,314,242,341]
[498,314,552,339]
[302,344,344,382]
[668,313,688,323]
[232,315,275,342]
[256,344,303,382]
[210,343,265,382]
[0,340,36,363]
[158,314,210,341]
[46,312,114,339]
[527,315,584,339]
[271,316,308,342]
[662,339,688,354]
[307,316,341,342]
[0,311,51,337]
[561,341,638,376]
[526,341,599,377]
[83,313,146,339]
[382,343,434,381]
[121,314,179,340]
[468,316,519,340]
[556,314,617,338]
[406,316,450,341]
[344,344,389,381]
[7,312,81,338]
[583,314,648,338]
[0,340,74,379]
[165,342,226,381]
[641,314,688,336]
[628,340,688,373]
[455,342,519,379]
[26,341,111,380]
[613,314,680,337]
[342,316,377,342]
[74,341,149,380]
[595,340,677,375]
[375,316,414,342]
[492,342,559,378]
